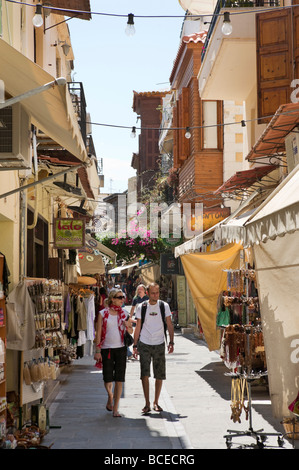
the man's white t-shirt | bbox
[135,300,171,345]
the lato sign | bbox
[54,218,85,249]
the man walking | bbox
[133,283,174,414]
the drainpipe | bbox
[19,184,27,279]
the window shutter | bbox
[173,105,179,168]
[181,87,190,158]
[256,8,292,122]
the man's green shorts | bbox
[138,341,166,380]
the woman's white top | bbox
[100,311,123,349]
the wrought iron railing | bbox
[68,82,87,145]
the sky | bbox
[68,1,186,195]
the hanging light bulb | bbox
[33,3,43,28]
[131,126,137,138]
[125,13,135,36]
[221,12,232,36]
[185,127,191,139]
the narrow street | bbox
[41,330,294,451]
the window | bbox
[202,101,218,149]
[200,100,223,150]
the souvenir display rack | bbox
[219,268,284,448]
[26,278,64,351]
[224,371,284,449]
[20,278,64,407]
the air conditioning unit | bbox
[285,127,299,173]
[0,103,31,170]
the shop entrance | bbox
[27,207,48,278]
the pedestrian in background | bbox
[133,283,174,414]
[95,286,107,327]
[94,289,133,417]
[129,284,149,319]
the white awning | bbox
[214,209,255,245]
[108,261,139,274]
[0,39,87,162]
[174,224,215,258]
[175,191,262,257]
[245,165,299,245]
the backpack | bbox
[140,300,167,340]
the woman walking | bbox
[94,289,133,417]
[129,284,149,318]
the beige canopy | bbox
[0,38,87,162]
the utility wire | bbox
[86,105,299,133]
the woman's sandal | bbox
[142,405,151,414]
[153,403,163,412]
[113,411,122,417]
[106,404,113,412]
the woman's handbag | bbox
[124,330,134,347]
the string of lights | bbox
[5,0,291,19]
[86,105,299,138]
[4,0,299,136]
[5,0,299,37]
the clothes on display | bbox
[6,281,36,351]
[64,286,95,357]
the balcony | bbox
[68,82,87,145]
[198,0,280,101]
[158,92,175,154]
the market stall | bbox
[245,165,299,419]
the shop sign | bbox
[187,207,231,233]
[162,233,183,247]
[53,218,85,249]
[160,254,179,275]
